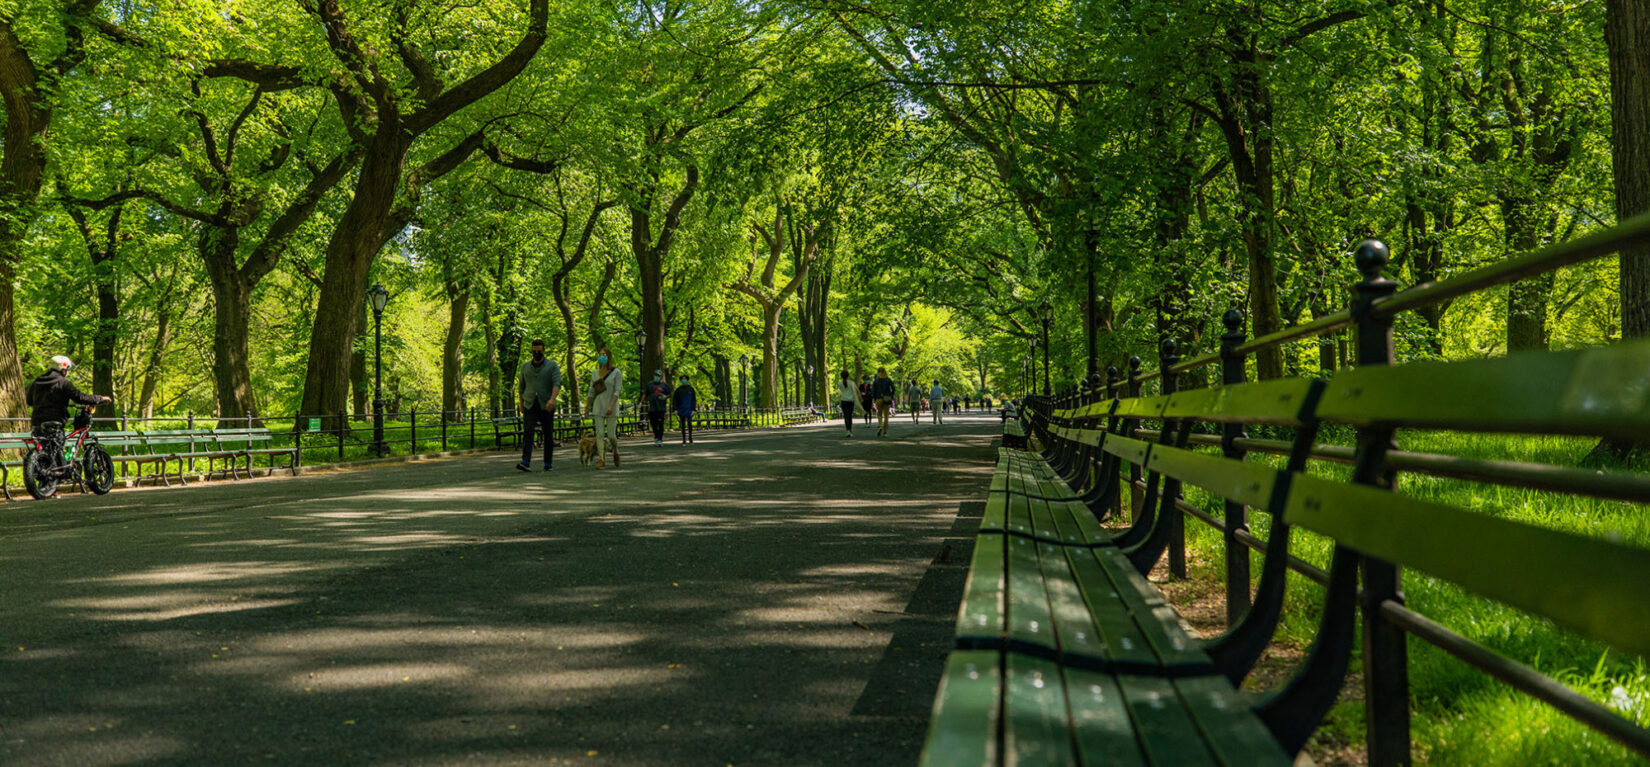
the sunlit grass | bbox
[1175,430,1650,765]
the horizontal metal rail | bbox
[1373,211,1650,321]
[1379,601,1650,759]
[1131,430,1650,505]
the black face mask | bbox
[532,350,545,362]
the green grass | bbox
[1175,430,1650,765]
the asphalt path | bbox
[0,411,996,767]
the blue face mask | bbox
[597,355,608,365]
[680,378,688,385]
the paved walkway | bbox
[0,412,997,766]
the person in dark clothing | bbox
[643,370,672,446]
[28,356,109,429]
[871,367,897,437]
[672,374,698,444]
[27,356,111,483]
[515,340,563,472]
[859,381,874,425]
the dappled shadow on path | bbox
[0,419,992,766]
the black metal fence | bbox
[1025,212,1650,763]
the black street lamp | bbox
[739,354,748,412]
[635,328,647,381]
[367,283,389,457]
[806,363,814,407]
[1020,354,1030,396]
[1040,299,1052,396]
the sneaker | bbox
[515,462,530,472]
[543,464,553,471]
[655,439,663,446]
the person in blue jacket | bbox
[672,374,698,444]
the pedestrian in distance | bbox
[929,380,947,424]
[859,380,874,425]
[585,348,623,467]
[872,367,896,437]
[515,339,563,472]
[673,373,698,444]
[905,379,924,424]
[837,370,859,437]
[643,370,672,446]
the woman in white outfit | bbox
[837,370,859,437]
[585,347,624,467]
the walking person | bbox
[872,367,896,437]
[859,381,874,426]
[837,370,859,437]
[585,348,623,467]
[515,339,563,472]
[673,373,698,444]
[643,370,672,446]
[905,379,924,424]
[929,380,947,424]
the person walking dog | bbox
[837,370,858,437]
[673,374,698,444]
[515,339,562,472]
[586,348,623,467]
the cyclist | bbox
[27,356,111,473]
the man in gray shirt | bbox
[516,339,563,471]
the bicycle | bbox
[23,406,114,499]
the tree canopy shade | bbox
[0,0,1645,425]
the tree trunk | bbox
[92,252,118,400]
[1609,0,1650,341]
[350,299,368,419]
[759,303,780,409]
[199,228,261,420]
[138,302,171,420]
[442,280,469,420]
[1503,197,1552,351]
[299,137,409,429]
[480,287,500,418]
[0,21,51,420]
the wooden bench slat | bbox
[1315,340,1650,439]
[1173,676,1294,766]
[1146,445,1277,510]
[917,651,1000,767]
[1006,536,1059,653]
[1115,395,1171,419]
[1004,494,1036,537]
[1282,473,1650,658]
[1103,434,1151,464]
[1003,654,1079,767]
[1052,499,1110,545]
[982,491,1008,532]
[1038,540,1112,661]
[1062,550,1159,668]
[1118,674,1222,765]
[1061,667,1149,767]
[1092,549,1212,671]
[1161,377,1319,425]
[956,535,1007,645]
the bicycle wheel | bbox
[23,450,58,500]
[83,446,115,495]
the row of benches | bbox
[924,246,1650,763]
[0,428,294,499]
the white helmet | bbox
[50,355,73,372]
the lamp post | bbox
[739,355,748,412]
[806,363,814,407]
[634,328,647,382]
[367,283,389,457]
[1020,354,1030,396]
[1040,299,1052,396]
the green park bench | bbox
[1001,418,1026,449]
[925,241,1650,765]
[212,427,297,479]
